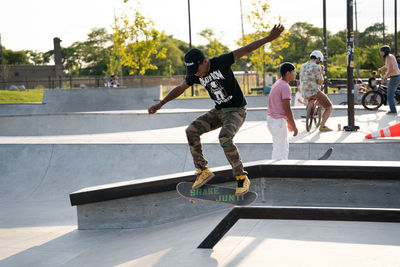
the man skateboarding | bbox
[148,24,284,196]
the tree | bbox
[327,36,346,57]
[236,0,289,74]
[3,49,30,65]
[80,28,113,75]
[147,35,186,76]
[356,22,396,49]
[361,45,385,70]
[279,22,323,64]
[26,50,45,65]
[198,28,229,58]
[111,5,167,75]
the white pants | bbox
[267,116,289,160]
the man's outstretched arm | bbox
[232,24,285,62]
[148,80,190,114]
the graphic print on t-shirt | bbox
[199,70,233,104]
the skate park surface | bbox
[1,87,400,266]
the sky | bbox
[0,0,397,52]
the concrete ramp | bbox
[0,144,193,203]
[0,90,348,116]
[0,106,381,136]
[0,86,161,115]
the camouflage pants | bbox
[185,107,247,176]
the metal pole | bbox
[118,55,122,87]
[240,0,245,39]
[114,6,123,87]
[240,0,247,92]
[355,0,360,79]
[188,0,192,49]
[383,0,386,44]
[188,0,194,96]
[0,34,5,90]
[395,0,398,55]
[323,0,328,93]
[344,0,359,132]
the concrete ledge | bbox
[70,160,400,229]
[198,206,400,249]
[70,160,400,206]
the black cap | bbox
[184,49,205,76]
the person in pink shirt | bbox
[267,62,298,160]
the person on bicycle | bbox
[299,50,333,131]
[267,62,298,160]
[378,46,400,115]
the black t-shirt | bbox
[185,52,247,109]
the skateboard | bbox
[318,147,334,160]
[176,182,258,206]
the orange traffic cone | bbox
[365,122,400,139]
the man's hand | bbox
[287,123,298,136]
[265,24,285,42]
[292,126,298,136]
[148,102,163,114]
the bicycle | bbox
[361,78,400,110]
[305,97,322,132]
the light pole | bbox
[0,34,5,90]
[240,0,245,39]
[188,0,192,49]
[322,0,328,94]
[383,0,386,43]
[239,0,248,92]
[187,0,194,96]
[354,0,360,79]
[344,0,359,132]
[395,0,398,55]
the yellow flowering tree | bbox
[236,0,290,73]
[111,5,166,75]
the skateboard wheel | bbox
[189,199,195,204]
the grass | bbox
[0,89,44,104]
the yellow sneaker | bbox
[235,175,250,196]
[319,126,333,132]
[192,168,215,189]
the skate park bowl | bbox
[2,87,400,266]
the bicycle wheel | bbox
[362,91,384,110]
[305,102,314,132]
[314,105,322,127]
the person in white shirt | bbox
[294,82,306,106]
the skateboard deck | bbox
[176,182,258,206]
[318,147,334,160]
